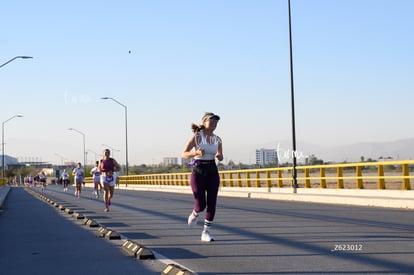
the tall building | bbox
[255,148,278,167]
[163,157,178,167]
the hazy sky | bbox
[1,0,413,166]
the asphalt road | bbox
[1,184,414,275]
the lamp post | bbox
[2,115,23,179]
[101,144,120,158]
[0,56,33,69]
[87,149,99,164]
[68,128,86,171]
[288,0,299,192]
[54,153,67,165]
[101,97,129,182]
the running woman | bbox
[72,163,85,198]
[99,149,121,212]
[182,112,223,242]
[39,171,47,190]
[90,161,102,198]
[61,169,69,191]
[28,175,33,187]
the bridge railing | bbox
[85,160,414,190]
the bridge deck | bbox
[1,185,414,275]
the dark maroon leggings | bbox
[190,163,220,222]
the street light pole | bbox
[87,149,99,164]
[54,153,67,165]
[0,56,33,69]
[2,115,23,179]
[68,128,86,171]
[101,97,129,183]
[101,144,120,158]
[288,0,299,192]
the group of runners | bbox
[69,149,121,212]
[70,112,223,241]
[22,112,224,242]
[24,171,47,190]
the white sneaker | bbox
[188,212,198,226]
[201,230,215,242]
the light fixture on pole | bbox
[2,115,23,178]
[101,144,120,158]
[54,153,67,165]
[101,97,129,184]
[288,0,299,192]
[87,149,100,164]
[0,56,33,69]
[68,128,86,171]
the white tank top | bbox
[194,130,220,161]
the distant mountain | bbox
[315,138,414,162]
[259,138,414,163]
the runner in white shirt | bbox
[72,163,84,199]
[61,169,69,191]
[39,171,47,191]
[90,161,102,198]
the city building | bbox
[163,157,178,167]
[0,155,19,169]
[255,148,278,167]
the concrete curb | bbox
[26,187,195,274]
[0,185,11,208]
[116,184,414,209]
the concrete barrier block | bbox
[64,208,73,214]
[98,227,108,237]
[162,264,195,275]
[136,246,155,259]
[121,240,155,259]
[72,212,84,219]
[122,240,139,256]
[104,230,120,240]
[85,219,99,228]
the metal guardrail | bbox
[84,160,414,190]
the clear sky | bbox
[1,0,413,166]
